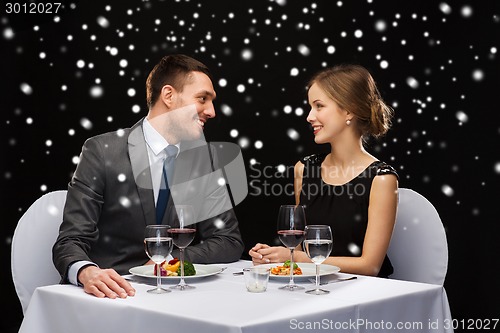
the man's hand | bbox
[78,265,135,299]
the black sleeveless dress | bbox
[298,153,398,278]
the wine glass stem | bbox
[315,264,320,290]
[156,263,161,290]
[289,248,295,285]
[179,248,185,285]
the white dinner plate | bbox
[260,262,340,280]
[129,264,223,280]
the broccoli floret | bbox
[177,261,196,276]
[283,260,298,269]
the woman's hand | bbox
[249,243,291,265]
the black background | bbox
[1,0,499,332]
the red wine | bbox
[277,230,305,248]
[169,228,196,248]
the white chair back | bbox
[11,190,67,314]
[387,188,448,285]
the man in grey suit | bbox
[53,54,245,299]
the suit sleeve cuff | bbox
[68,261,97,286]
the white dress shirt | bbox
[142,118,180,205]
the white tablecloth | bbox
[19,260,453,333]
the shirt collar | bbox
[143,118,180,157]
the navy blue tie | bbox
[156,145,178,224]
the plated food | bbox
[270,260,303,276]
[154,258,196,277]
[129,264,223,280]
[256,262,340,281]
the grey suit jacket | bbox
[53,119,244,281]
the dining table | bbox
[19,260,453,333]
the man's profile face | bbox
[169,71,216,142]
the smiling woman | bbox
[307,65,393,144]
[249,64,399,279]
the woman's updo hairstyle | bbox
[307,64,393,140]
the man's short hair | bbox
[146,54,212,109]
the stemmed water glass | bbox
[277,204,307,291]
[303,225,333,295]
[144,224,173,294]
[168,205,196,290]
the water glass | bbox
[243,267,270,293]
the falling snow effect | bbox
[20,83,33,95]
[455,111,468,123]
[119,196,131,208]
[1,1,500,326]
[213,218,225,229]
[406,77,419,89]
[441,184,454,197]
[1,0,495,213]
[3,27,14,39]
[47,204,60,216]
[348,242,361,256]
[96,16,110,29]
[80,118,93,130]
[90,85,104,98]
[439,3,452,15]
[287,128,300,141]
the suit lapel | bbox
[128,120,156,225]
